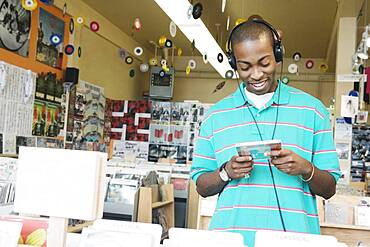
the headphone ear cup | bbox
[274,41,284,63]
[226,51,237,70]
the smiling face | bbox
[233,33,278,95]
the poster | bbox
[111,140,148,162]
[36,8,65,68]
[340,95,358,118]
[0,63,36,154]
[70,81,105,151]
[334,117,352,141]
[335,142,350,160]
[0,0,31,57]
[15,136,36,154]
[3,133,15,154]
[110,100,151,142]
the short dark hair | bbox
[230,21,274,50]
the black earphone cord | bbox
[235,60,287,232]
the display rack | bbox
[67,221,94,233]
[187,180,370,246]
[136,184,174,229]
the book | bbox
[236,139,282,160]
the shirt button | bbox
[256,114,260,117]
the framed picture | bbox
[36,8,65,68]
[0,0,31,57]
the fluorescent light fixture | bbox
[154,0,234,78]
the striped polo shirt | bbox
[191,82,341,247]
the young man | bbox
[190,20,340,247]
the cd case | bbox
[236,139,282,160]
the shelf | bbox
[152,200,174,209]
[67,221,93,233]
[320,222,370,231]
[0,154,18,158]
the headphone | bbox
[226,19,284,70]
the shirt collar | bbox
[232,81,290,108]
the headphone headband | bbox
[226,18,283,68]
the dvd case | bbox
[236,139,282,160]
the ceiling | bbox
[81,0,365,72]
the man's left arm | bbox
[268,149,336,199]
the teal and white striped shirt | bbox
[191,82,341,247]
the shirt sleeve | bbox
[190,116,218,184]
[312,106,341,182]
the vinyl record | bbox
[187,5,193,19]
[281,76,290,84]
[160,59,167,67]
[90,21,100,32]
[288,63,298,74]
[235,18,246,27]
[69,18,74,35]
[149,58,158,66]
[159,70,165,77]
[134,17,142,31]
[78,47,82,58]
[186,65,191,75]
[305,59,314,69]
[169,21,177,38]
[203,53,208,64]
[192,3,203,19]
[76,17,84,24]
[165,39,173,48]
[226,16,230,31]
[159,35,167,47]
[222,0,227,12]
[40,0,52,4]
[177,48,183,56]
[50,34,62,46]
[188,59,197,70]
[129,69,135,78]
[191,39,196,52]
[134,47,143,56]
[292,52,301,62]
[217,53,223,63]
[319,63,328,72]
[22,0,38,11]
[139,63,149,73]
[225,70,234,79]
[63,3,67,16]
[118,48,127,59]
[64,44,75,55]
[125,56,133,64]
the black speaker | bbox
[64,67,79,84]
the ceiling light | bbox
[154,0,234,78]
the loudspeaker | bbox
[226,19,283,70]
[64,67,79,84]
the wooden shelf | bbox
[137,184,174,230]
[67,221,93,233]
[320,222,370,231]
[152,200,174,209]
[0,154,18,158]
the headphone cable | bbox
[233,59,286,232]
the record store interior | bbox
[0,0,370,246]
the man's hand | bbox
[267,149,312,177]
[225,155,253,179]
